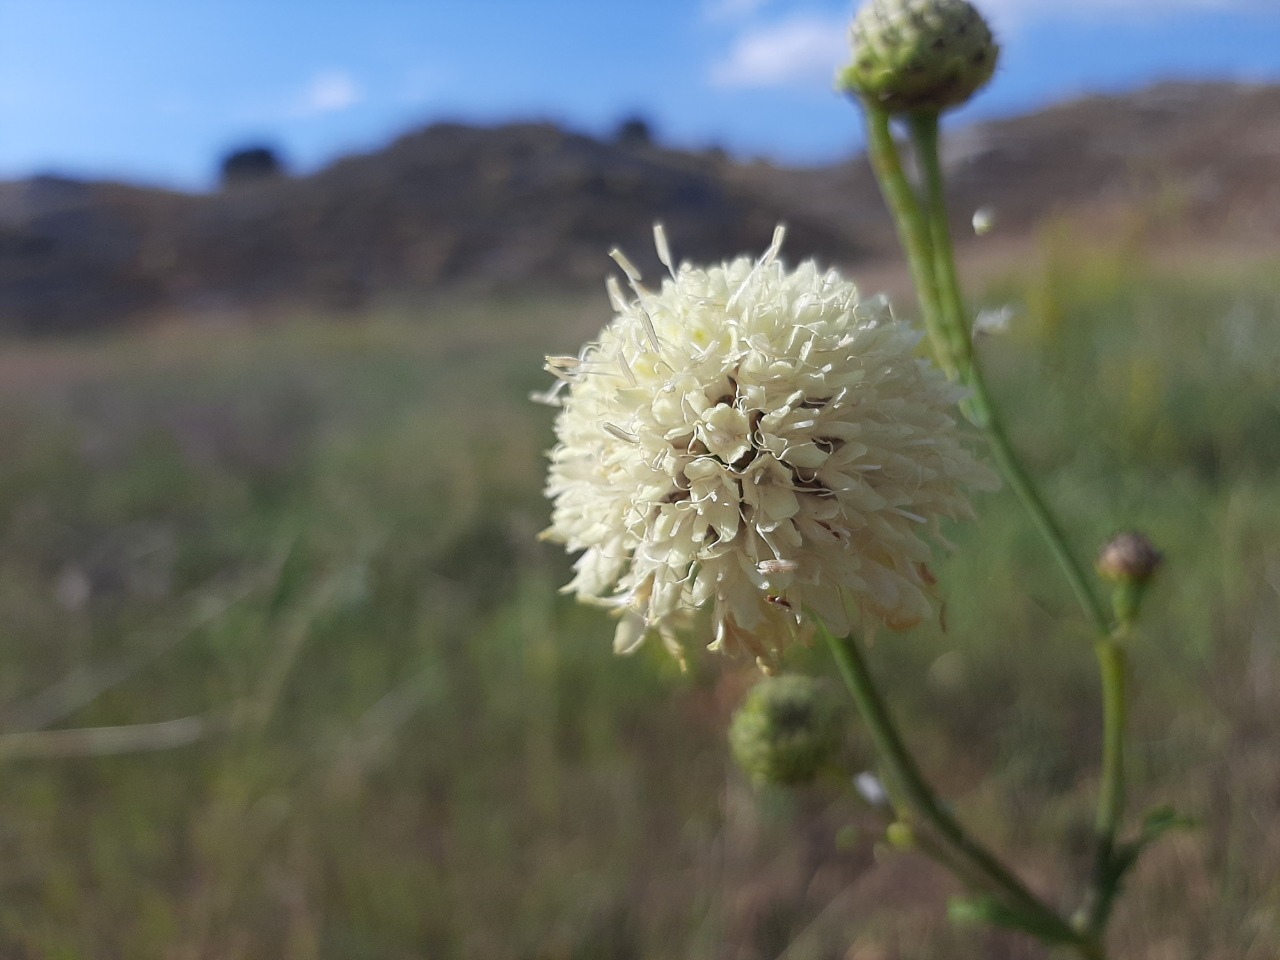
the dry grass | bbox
[0,245,1276,958]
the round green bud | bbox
[729,675,845,786]
[839,0,999,115]
[885,821,916,850]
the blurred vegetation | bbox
[0,242,1277,959]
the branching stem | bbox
[904,109,1110,636]
[856,103,1131,958]
[819,624,1092,950]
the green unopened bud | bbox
[838,0,999,115]
[1097,531,1163,627]
[885,821,916,850]
[729,675,844,786]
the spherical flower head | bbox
[541,227,998,666]
[839,0,999,115]
[730,674,845,786]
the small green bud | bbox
[885,821,915,850]
[838,0,999,115]
[729,675,845,786]
[835,824,861,851]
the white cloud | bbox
[710,14,847,89]
[705,0,1270,91]
[295,70,362,117]
[981,0,1270,31]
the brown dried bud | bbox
[1096,531,1164,586]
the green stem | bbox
[1094,639,1128,853]
[904,109,1127,939]
[854,104,1128,959]
[903,112,976,390]
[1085,636,1129,934]
[819,624,1088,948]
[905,110,1110,637]
[972,377,1110,635]
[861,104,955,381]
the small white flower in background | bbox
[971,206,996,236]
[541,225,998,668]
[855,771,889,807]
[973,304,1014,336]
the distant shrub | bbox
[614,115,654,147]
[219,146,285,187]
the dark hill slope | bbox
[1,82,1278,332]
[0,125,857,331]
[163,123,864,316]
[750,82,1280,253]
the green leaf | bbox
[1108,805,1197,886]
[1139,805,1198,841]
[947,896,1078,944]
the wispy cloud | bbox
[709,14,846,89]
[294,70,362,117]
[1002,0,1268,9]
[706,0,1271,90]
[981,0,1271,30]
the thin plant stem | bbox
[856,108,1133,956]
[1085,635,1129,934]
[904,113,976,392]
[969,363,1111,635]
[1095,638,1129,846]
[860,104,956,380]
[0,711,233,759]
[904,110,1110,637]
[897,109,1127,948]
[818,623,1091,949]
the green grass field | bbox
[0,243,1277,959]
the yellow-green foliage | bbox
[0,255,1276,958]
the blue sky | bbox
[1,0,1277,191]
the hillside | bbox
[749,81,1280,252]
[1,81,1278,332]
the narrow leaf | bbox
[947,896,1078,945]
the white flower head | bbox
[542,226,997,668]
